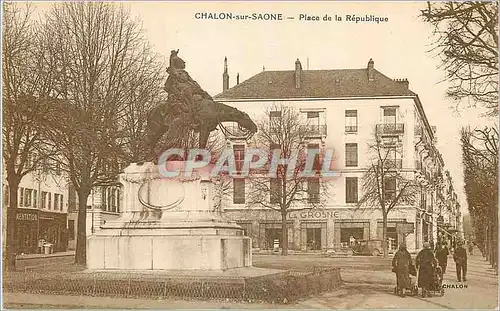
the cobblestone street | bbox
[3,250,498,309]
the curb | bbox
[16,253,75,261]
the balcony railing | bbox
[345,125,358,133]
[376,123,405,134]
[384,159,403,169]
[302,124,327,137]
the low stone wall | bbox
[3,267,342,304]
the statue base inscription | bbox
[86,162,252,270]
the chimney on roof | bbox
[295,58,302,89]
[367,58,374,81]
[223,57,229,92]
[237,73,240,85]
[394,78,409,89]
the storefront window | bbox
[68,220,75,240]
[340,227,364,247]
[265,228,282,250]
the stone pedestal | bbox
[87,162,252,270]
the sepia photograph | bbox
[2,1,498,309]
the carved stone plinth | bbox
[87,162,252,270]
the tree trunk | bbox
[4,177,20,272]
[75,188,90,265]
[382,212,388,258]
[281,211,288,256]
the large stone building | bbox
[2,159,69,255]
[214,58,462,253]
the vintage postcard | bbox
[2,1,498,310]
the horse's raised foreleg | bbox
[198,128,210,150]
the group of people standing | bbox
[392,240,469,297]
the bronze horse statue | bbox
[144,98,257,158]
[144,50,257,161]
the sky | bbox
[30,1,498,214]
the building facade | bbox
[67,185,121,250]
[214,58,462,253]
[2,165,69,254]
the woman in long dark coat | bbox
[416,242,437,297]
[392,243,413,297]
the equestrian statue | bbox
[144,50,257,161]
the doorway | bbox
[265,228,282,250]
[307,228,322,251]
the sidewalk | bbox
[295,250,498,309]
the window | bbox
[233,144,245,173]
[116,190,120,213]
[270,178,282,204]
[345,143,358,167]
[385,177,396,200]
[345,110,358,132]
[308,177,320,203]
[60,194,63,211]
[110,189,116,212]
[33,190,38,208]
[19,187,24,207]
[269,111,282,119]
[346,177,358,203]
[41,192,48,209]
[48,193,52,210]
[383,108,397,124]
[307,144,321,172]
[54,194,60,210]
[307,111,320,127]
[25,189,32,207]
[233,178,245,204]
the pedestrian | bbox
[392,242,414,297]
[416,241,437,298]
[454,241,468,282]
[435,242,449,274]
[468,242,474,255]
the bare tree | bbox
[421,2,498,116]
[246,105,332,255]
[37,2,165,265]
[357,132,419,258]
[461,126,498,272]
[2,2,59,271]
